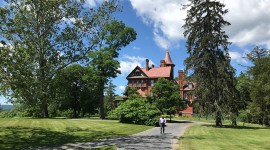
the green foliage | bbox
[0,104,40,118]
[58,109,73,118]
[88,19,137,119]
[183,0,237,125]
[0,0,124,118]
[104,80,117,115]
[248,56,270,126]
[236,72,251,110]
[123,87,141,99]
[151,78,181,113]
[108,98,160,126]
[52,64,98,118]
[238,109,252,126]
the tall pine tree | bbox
[183,0,237,126]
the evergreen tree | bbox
[104,80,116,114]
[247,46,270,126]
[182,0,237,126]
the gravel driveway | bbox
[38,120,208,150]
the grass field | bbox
[0,118,152,150]
[179,122,270,150]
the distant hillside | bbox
[0,105,14,111]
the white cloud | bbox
[118,55,155,75]
[132,46,141,50]
[130,0,187,49]
[84,0,106,7]
[130,0,270,49]
[229,51,248,64]
[224,0,270,48]
[119,85,126,91]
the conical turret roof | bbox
[164,50,173,65]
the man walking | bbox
[159,115,166,134]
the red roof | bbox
[164,50,173,65]
[141,67,171,78]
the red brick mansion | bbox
[126,50,195,117]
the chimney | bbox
[160,60,165,67]
[178,70,185,99]
[178,70,185,81]
[152,64,155,68]
[146,59,149,71]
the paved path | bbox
[39,121,209,150]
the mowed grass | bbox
[179,124,270,150]
[0,118,152,150]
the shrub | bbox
[238,109,252,126]
[59,109,73,118]
[108,98,160,126]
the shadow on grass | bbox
[200,124,269,130]
[169,120,194,123]
[155,120,194,126]
[0,126,124,150]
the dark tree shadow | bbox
[200,124,269,130]
[0,126,125,150]
[169,120,194,123]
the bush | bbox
[238,110,252,126]
[59,109,73,118]
[0,104,41,118]
[108,98,160,126]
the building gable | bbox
[126,66,148,79]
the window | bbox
[136,80,139,87]
[188,83,193,89]
[131,80,134,87]
[141,80,144,87]
[151,80,154,86]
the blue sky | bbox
[112,0,270,96]
[1,0,270,104]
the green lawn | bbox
[179,124,270,150]
[0,118,152,150]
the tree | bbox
[123,86,141,99]
[151,78,181,122]
[242,46,270,126]
[182,0,237,126]
[236,72,251,110]
[88,20,136,119]
[52,64,93,118]
[245,46,269,63]
[0,0,120,117]
[248,57,270,126]
[104,80,116,115]
[109,97,160,126]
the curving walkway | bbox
[38,121,209,150]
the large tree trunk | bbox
[41,101,49,118]
[99,81,105,119]
[215,111,222,127]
